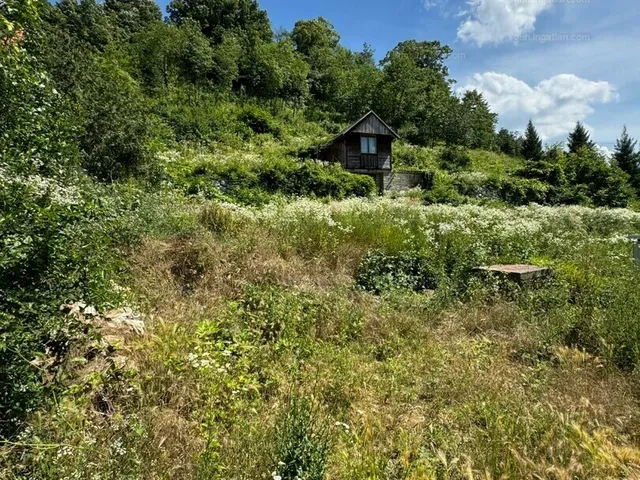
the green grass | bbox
[393,142,524,178]
[468,149,525,176]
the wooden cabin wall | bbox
[324,132,394,171]
[319,140,346,165]
[346,134,361,169]
[377,136,392,169]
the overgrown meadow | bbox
[4,186,640,479]
[3,0,640,478]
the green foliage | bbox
[0,3,76,175]
[177,156,376,205]
[567,121,596,154]
[496,128,523,157]
[80,55,165,181]
[492,176,549,205]
[0,178,138,436]
[104,0,162,39]
[459,90,497,150]
[238,104,283,137]
[244,38,310,103]
[167,0,272,44]
[424,170,465,205]
[613,126,640,195]
[522,119,543,162]
[291,17,340,57]
[133,20,214,90]
[563,148,633,207]
[290,18,382,119]
[273,396,332,480]
[356,250,439,294]
[439,146,472,171]
[0,0,143,436]
[377,40,456,146]
[393,142,440,170]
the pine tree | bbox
[521,119,543,161]
[614,126,640,194]
[567,121,596,154]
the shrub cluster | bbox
[179,157,376,205]
[356,250,439,294]
[0,176,138,436]
[439,146,472,172]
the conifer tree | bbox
[567,121,596,154]
[614,126,640,194]
[521,119,543,161]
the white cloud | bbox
[596,144,613,160]
[423,0,441,8]
[457,0,552,46]
[460,72,618,139]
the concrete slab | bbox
[476,264,551,282]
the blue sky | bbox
[156,0,640,150]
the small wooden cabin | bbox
[317,111,400,172]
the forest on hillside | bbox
[4,0,640,202]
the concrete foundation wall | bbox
[381,171,430,192]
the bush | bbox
[238,104,282,138]
[179,157,376,205]
[440,146,472,172]
[356,250,439,294]
[424,170,465,205]
[393,143,439,170]
[80,56,166,181]
[492,177,549,205]
[0,12,140,436]
[452,172,498,199]
[0,177,137,436]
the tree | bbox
[613,126,640,194]
[291,17,339,58]
[52,0,114,50]
[167,0,272,44]
[104,0,162,38]
[522,120,543,161]
[564,148,633,207]
[459,89,497,150]
[337,44,383,119]
[80,54,163,180]
[377,40,454,145]
[567,121,595,154]
[244,38,309,104]
[1,0,76,175]
[290,18,342,109]
[497,128,523,157]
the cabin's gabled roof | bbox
[319,111,400,152]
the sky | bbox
[155,0,640,150]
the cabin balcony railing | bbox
[360,154,378,169]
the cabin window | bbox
[360,136,377,154]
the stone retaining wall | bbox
[381,171,431,192]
